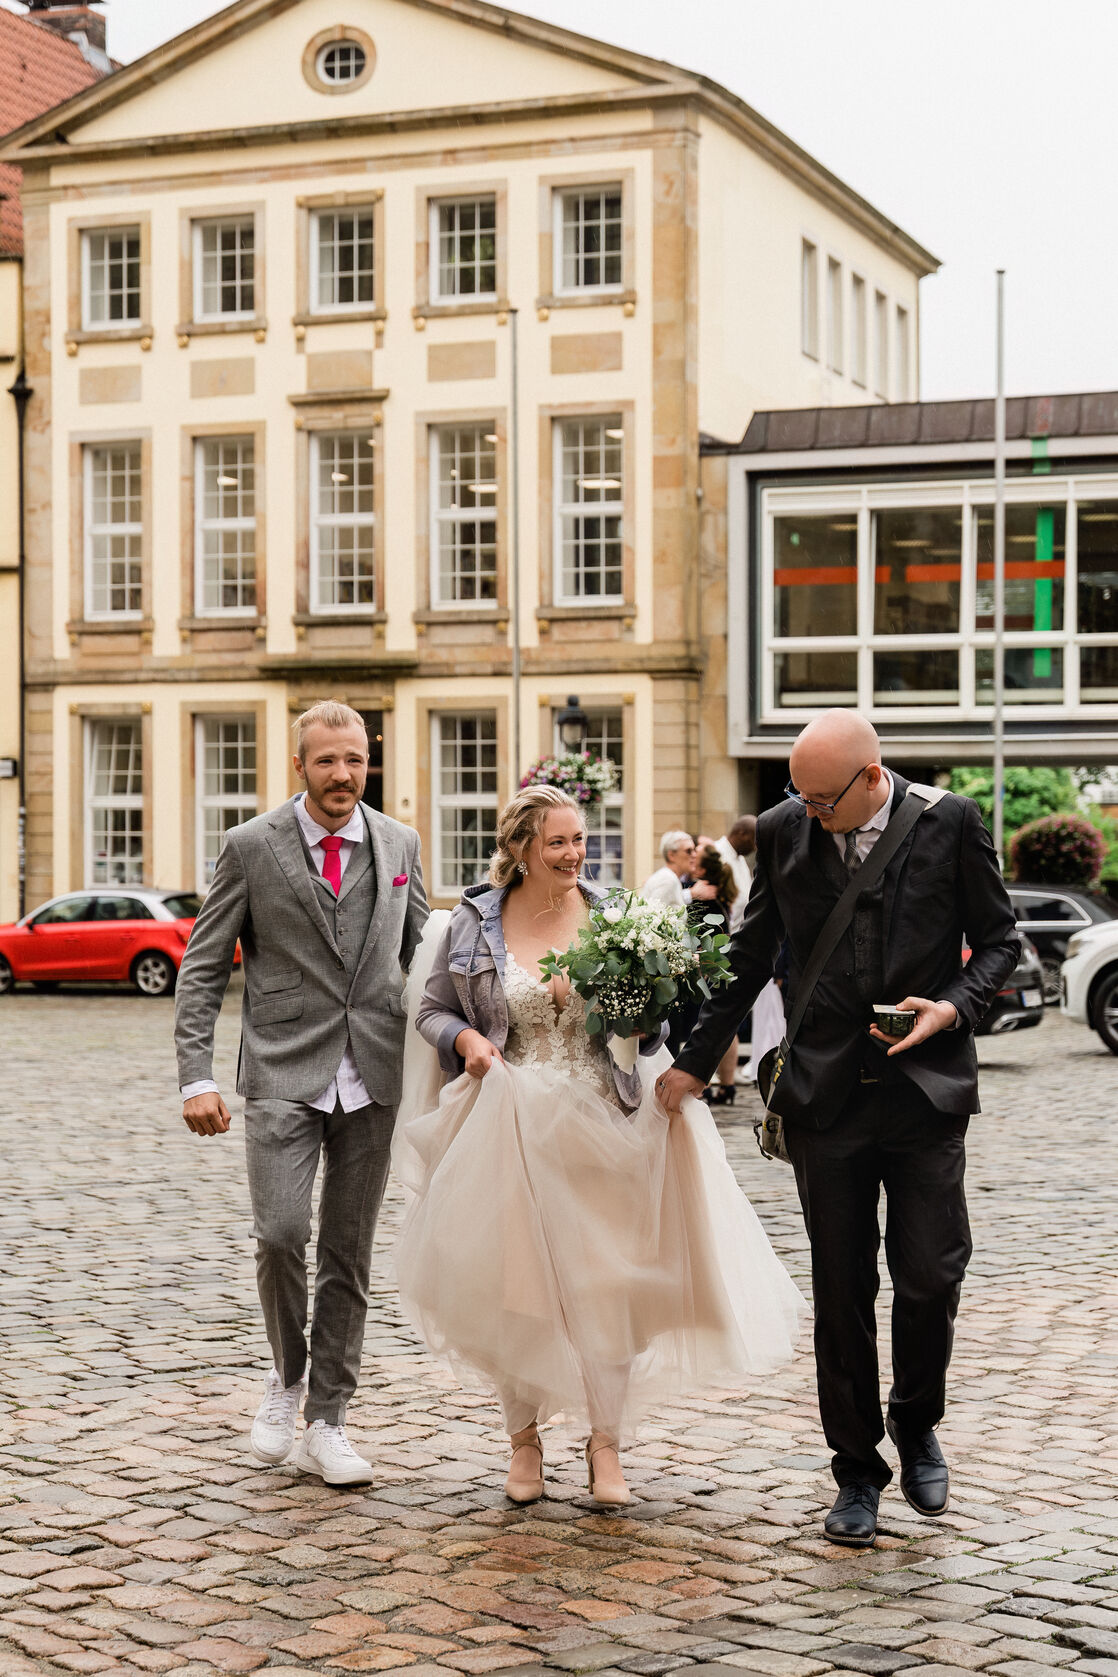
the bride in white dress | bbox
[392,786,806,1507]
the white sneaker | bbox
[289,1419,374,1486]
[249,1367,307,1464]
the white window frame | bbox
[874,290,889,400]
[310,431,376,613]
[432,712,499,896]
[316,38,367,84]
[194,436,257,617]
[851,273,867,387]
[85,718,144,887]
[81,226,141,330]
[895,304,911,401]
[193,216,256,322]
[430,423,499,608]
[430,195,498,302]
[553,415,625,606]
[801,239,819,360]
[195,715,258,889]
[553,184,624,295]
[311,206,376,314]
[826,256,843,376]
[759,474,1118,726]
[84,442,143,620]
[556,707,625,887]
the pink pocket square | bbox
[392,873,409,887]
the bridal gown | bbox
[392,934,807,1436]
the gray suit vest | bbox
[302,829,377,987]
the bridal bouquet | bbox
[540,890,734,1048]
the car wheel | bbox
[1040,956,1063,1005]
[0,955,13,995]
[131,950,176,997]
[1092,969,1118,1056]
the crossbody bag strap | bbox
[781,786,941,1051]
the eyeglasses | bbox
[785,764,871,816]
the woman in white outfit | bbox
[393,787,805,1508]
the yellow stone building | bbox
[1,2,105,921]
[1,0,935,908]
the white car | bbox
[1060,920,1118,1056]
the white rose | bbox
[602,906,624,924]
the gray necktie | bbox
[843,829,862,875]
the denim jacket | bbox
[414,878,667,1110]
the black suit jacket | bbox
[675,775,1021,1128]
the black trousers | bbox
[784,1080,972,1489]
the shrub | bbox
[948,765,1077,834]
[1009,813,1107,888]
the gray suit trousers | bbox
[243,1097,394,1425]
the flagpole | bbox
[993,270,1006,864]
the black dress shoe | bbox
[886,1415,949,1515]
[824,1483,879,1547]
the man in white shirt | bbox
[641,830,696,908]
[714,816,757,935]
[175,701,428,1486]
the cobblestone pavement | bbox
[1,990,1117,1677]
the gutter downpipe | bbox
[8,367,31,920]
[992,270,1006,866]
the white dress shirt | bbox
[833,769,893,863]
[833,770,958,1025]
[181,793,374,1113]
[640,865,687,909]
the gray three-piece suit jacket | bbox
[174,796,430,1108]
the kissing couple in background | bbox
[174,698,803,1506]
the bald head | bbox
[788,710,888,833]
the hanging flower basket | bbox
[519,752,618,809]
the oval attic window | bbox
[317,39,367,83]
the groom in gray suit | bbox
[175,700,428,1484]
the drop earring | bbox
[518,861,528,877]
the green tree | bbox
[947,766,1078,836]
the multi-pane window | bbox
[318,39,366,83]
[85,443,142,617]
[557,186,622,291]
[435,714,498,893]
[313,208,375,311]
[86,720,143,886]
[801,240,818,359]
[194,217,255,319]
[556,416,624,602]
[196,437,256,614]
[432,196,497,300]
[311,433,375,609]
[851,274,867,386]
[432,424,498,604]
[895,305,911,400]
[764,480,1118,718]
[577,710,625,887]
[196,717,257,886]
[874,291,889,399]
[82,227,141,328]
[826,257,843,375]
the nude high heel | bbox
[585,1435,630,1506]
[505,1425,544,1504]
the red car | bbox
[0,888,232,997]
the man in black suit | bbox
[658,711,1019,1547]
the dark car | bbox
[971,935,1045,1036]
[0,888,234,997]
[1008,885,1118,1004]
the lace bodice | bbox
[503,951,616,1102]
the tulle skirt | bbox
[391,1049,807,1434]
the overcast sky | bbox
[7,0,1113,402]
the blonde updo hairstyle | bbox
[489,785,583,888]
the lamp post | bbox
[557,694,589,754]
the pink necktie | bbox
[320,835,343,896]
